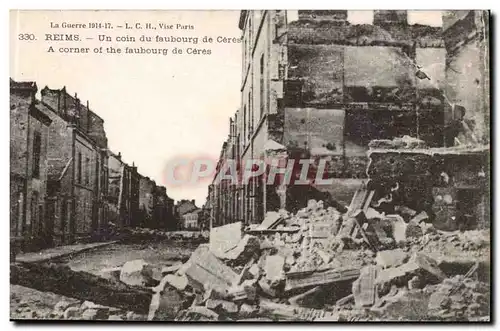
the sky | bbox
[10,10,443,207]
[10,10,243,206]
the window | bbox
[32,131,41,178]
[85,157,90,186]
[243,105,247,146]
[260,54,265,118]
[248,91,253,137]
[77,152,82,184]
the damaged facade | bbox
[40,86,109,244]
[209,10,490,230]
[10,80,52,250]
[105,151,140,229]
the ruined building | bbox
[209,10,490,228]
[40,86,109,244]
[105,151,140,229]
[10,80,53,250]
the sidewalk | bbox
[15,241,118,264]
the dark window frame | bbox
[32,131,42,179]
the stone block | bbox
[184,245,238,291]
[210,222,243,258]
[120,259,154,287]
[352,265,379,308]
[375,248,408,269]
[285,267,361,292]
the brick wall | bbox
[444,11,489,144]
[10,92,30,177]
[139,176,155,227]
[74,134,98,237]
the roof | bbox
[177,200,198,216]
[30,102,53,126]
[182,208,202,216]
[10,79,37,92]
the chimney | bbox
[117,152,121,160]
[373,10,408,25]
[192,199,195,205]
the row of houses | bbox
[10,80,176,251]
[206,10,490,229]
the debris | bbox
[387,215,407,244]
[408,276,421,289]
[376,249,408,269]
[352,265,378,308]
[63,307,80,319]
[309,223,335,239]
[120,259,154,287]
[203,285,230,302]
[288,286,322,306]
[125,311,144,321]
[205,299,239,315]
[54,300,77,313]
[108,315,124,321]
[410,211,429,223]
[82,308,108,320]
[336,293,354,306]
[259,299,337,321]
[314,248,331,265]
[148,278,187,321]
[258,278,279,297]
[395,206,417,217]
[238,303,259,318]
[245,227,300,235]
[183,244,238,291]
[209,222,243,258]
[427,274,489,319]
[175,306,219,321]
[248,263,261,279]
[346,188,375,218]
[164,274,189,291]
[406,219,424,239]
[99,267,121,281]
[222,235,261,261]
[264,255,285,284]
[161,263,182,276]
[80,300,109,312]
[11,262,153,314]
[376,253,445,295]
[285,267,360,292]
[258,211,284,230]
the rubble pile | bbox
[140,191,490,321]
[127,228,210,242]
[14,299,147,321]
[426,274,490,320]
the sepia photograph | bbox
[9,9,491,322]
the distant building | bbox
[150,185,174,230]
[105,151,140,229]
[182,209,202,230]
[10,79,52,250]
[138,175,156,228]
[176,199,201,230]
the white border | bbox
[2,1,497,331]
